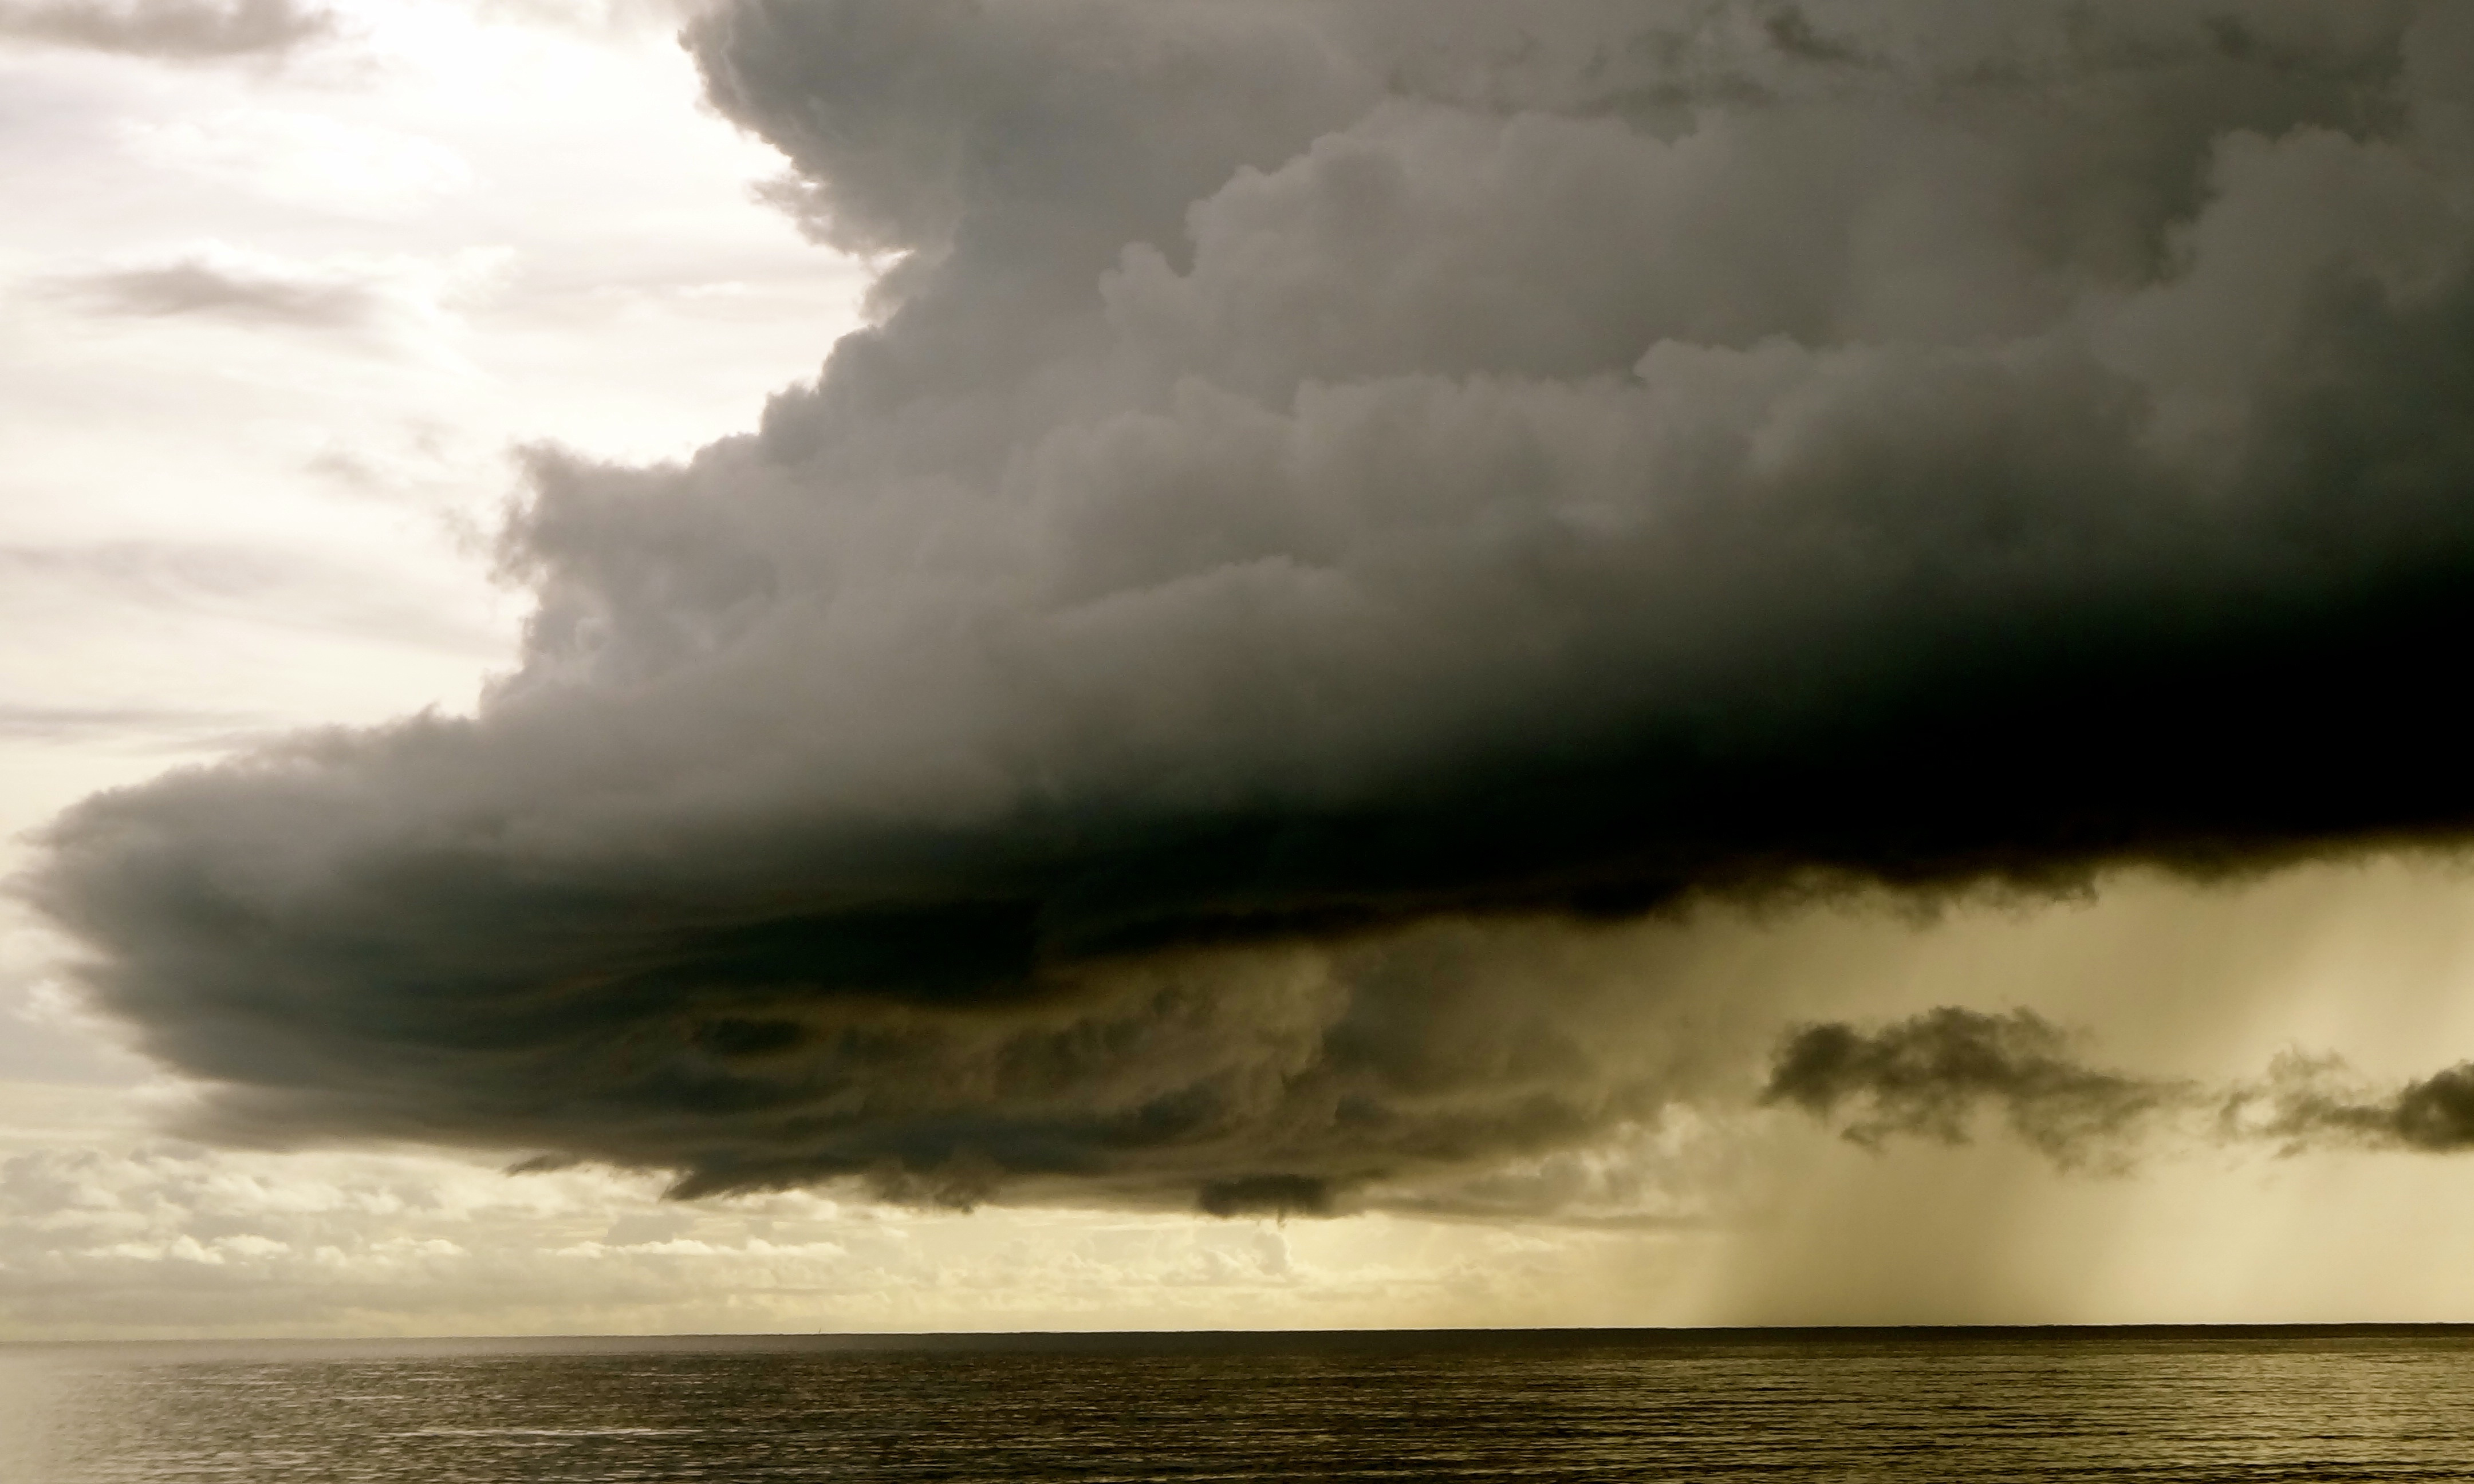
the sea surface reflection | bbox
[6,1326,2473,1481]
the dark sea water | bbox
[6,1327,2474,1482]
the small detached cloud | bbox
[2223,1053,2474,1153]
[42,240,507,358]
[1762,1009,2188,1169]
[58,246,398,331]
[1766,1007,2474,1167]
[0,0,329,59]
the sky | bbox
[9,0,2474,1339]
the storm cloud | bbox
[30,2,2474,1210]
[1768,1008,2474,1165]
[1762,1008,2187,1167]
[2224,1053,2474,1154]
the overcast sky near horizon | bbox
[14,0,2474,1340]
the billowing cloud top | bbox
[31,1,2474,1211]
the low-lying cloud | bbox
[29,1,2474,1212]
[1763,1008,2188,1167]
[1768,1007,2474,1165]
[0,1135,1374,1337]
[2226,1053,2474,1154]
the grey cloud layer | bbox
[33,2,2474,1209]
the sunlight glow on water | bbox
[7,1328,2474,1481]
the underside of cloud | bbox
[30,1,2474,1211]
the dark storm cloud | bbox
[2224,1054,2474,1153]
[1196,1175,1333,1219]
[1762,1009,2185,1166]
[0,0,328,57]
[1768,1009,2474,1164]
[30,1,2474,1210]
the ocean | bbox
[4,1327,2472,1481]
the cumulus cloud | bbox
[0,0,328,57]
[30,2,2474,1213]
[1767,1007,2474,1166]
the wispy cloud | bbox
[1766,1007,2474,1167]
[59,250,394,330]
[0,702,272,748]
[1762,1009,2189,1170]
[0,0,329,60]
[2222,1053,2474,1154]
[0,539,511,656]
[42,241,507,358]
